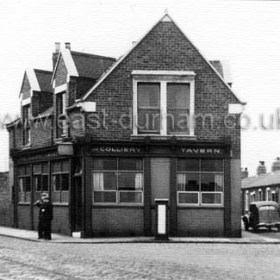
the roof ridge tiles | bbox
[71,51,116,61]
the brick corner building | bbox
[7,13,244,238]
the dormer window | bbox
[132,71,195,136]
[22,104,30,146]
[56,91,67,138]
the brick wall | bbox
[0,172,13,227]
[32,91,53,116]
[30,117,53,148]
[85,21,241,159]
[17,205,32,229]
[55,56,67,87]
[177,208,224,237]
[92,207,144,236]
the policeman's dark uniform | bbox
[36,194,53,240]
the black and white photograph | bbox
[0,0,280,279]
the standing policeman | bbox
[35,192,53,240]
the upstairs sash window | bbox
[132,71,195,136]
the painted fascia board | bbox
[51,52,62,84]
[81,13,172,101]
[62,49,79,78]
[51,49,79,85]
[20,69,40,100]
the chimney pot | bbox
[55,42,60,53]
[65,42,71,50]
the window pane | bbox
[19,192,25,203]
[177,159,199,172]
[61,191,69,203]
[42,175,48,191]
[42,163,48,174]
[34,176,41,191]
[178,192,198,204]
[167,84,190,134]
[167,109,189,134]
[201,174,223,192]
[119,191,143,203]
[33,164,41,174]
[53,175,60,191]
[61,174,69,191]
[138,83,160,108]
[118,173,143,190]
[25,177,31,192]
[201,160,223,172]
[177,173,199,191]
[138,109,160,133]
[103,173,117,190]
[52,192,60,203]
[19,178,24,192]
[93,158,117,170]
[118,158,143,170]
[93,191,117,203]
[167,84,190,109]
[201,193,222,204]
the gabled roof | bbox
[242,170,280,189]
[34,69,53,92]
[52,49,116,83]
[71,51,116,80]
[81,13,244,104]
[20,69,52,97]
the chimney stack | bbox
[52,42,61,70]
[55,42,61,53]
[65,42,71,50]
[271,157,280,172]
[241,167,249,179]
[257,161,267,176]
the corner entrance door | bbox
[72,176,82,232]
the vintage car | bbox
[242,201,280,231]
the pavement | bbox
[0,226,280,244]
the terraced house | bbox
[7,14,244,238]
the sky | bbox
[1,0,280,176]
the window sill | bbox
[130,135,197,141]
[92,203,144,207]
[177,204,224,209]
[53,202,69,206]
[21,144,31,150]
[18,202,31,205]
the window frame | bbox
[22,104,31,146]
[18,175,31,203]
[52,172,69,204]
[92,157,144,205]
[132,71,195,137]
[56,91,68,139]
[176,159,224,207]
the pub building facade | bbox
[7,14,244,238]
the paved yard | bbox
[0,235,279,279]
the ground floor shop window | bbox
[177,159,224,206]
[51,160,70,203]
[18,165,31,203]
[33,163,49,201]
[92,158,143,204]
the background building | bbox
[242,159,280,214]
